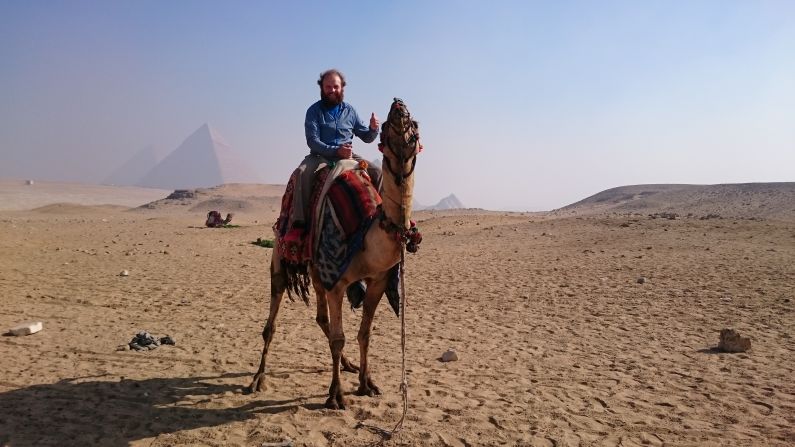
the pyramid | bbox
[137,124,262,189]
[104,144,162,186]
[428,194,465,210]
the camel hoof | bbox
[356,379,381,397]
[245,375,267,394]
[355,387,375,397]
[341,356,360,373]
[325,396,346,410]
[356,385,381,397]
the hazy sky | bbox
[1,1,793,210]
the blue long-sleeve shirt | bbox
[305,100,379,159]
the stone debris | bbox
[166,189,196,200]
[441,349,459,362]
[717,328,751,353]
[648,212,679,220]
[128,331,176,351]
[260,440,294,447]
[120,270,129,276]
[637,276,647,284]
[9,321,43,336]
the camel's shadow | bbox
[0,372,321,446]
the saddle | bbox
[274,159,382,290]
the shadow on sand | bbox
[0,372,323,446]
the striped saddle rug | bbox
[274,159,381,290]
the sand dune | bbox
[1,181,793,446]
[30,203,130,214]
[558,183,795,220]
[0,179,170,212]
[137,183,285,221]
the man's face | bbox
[321,74,344,106]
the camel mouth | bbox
[388,98,410,121]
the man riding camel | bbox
[284,68,385,307]
[290,68,382,231]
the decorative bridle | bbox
[378,98,422,187]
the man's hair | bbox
[317,69,347,87]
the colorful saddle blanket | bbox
[274,159,381,290]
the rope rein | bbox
[357,99,417,443]
[357,203,409,444]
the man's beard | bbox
[321,90,344,107]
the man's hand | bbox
[370,112,379,131]
[336,142,353,159]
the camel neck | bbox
[380,169,415,230]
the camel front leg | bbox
[356,276,386,397]
[248,256,287,393]
[324,288,347,409]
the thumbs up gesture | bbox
[369,112,379,131]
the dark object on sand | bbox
[717,328,751,353]
[253,238,274,248]
[128,331,176,351]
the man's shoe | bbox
[346,280,366,309]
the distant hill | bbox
[556,183,795,219]
[137,183,284,216]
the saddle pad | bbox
[274,159,379,272]
[315,169,381,289]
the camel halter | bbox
[377,98,423,250]
[378,99,421,187]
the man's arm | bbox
[305,108,338,158]
[352,110,379,143]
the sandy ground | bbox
[1,183,794,446]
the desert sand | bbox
[1,180,793,446]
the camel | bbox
[205,211,233,228]
[248,98,421,410]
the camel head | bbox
[379,98,421,227]
[379,98,421,185]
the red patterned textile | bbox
[273,166,331,264]
[326,170,382,239]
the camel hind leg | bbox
[314,284,360,374]
[247,255,287,393]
